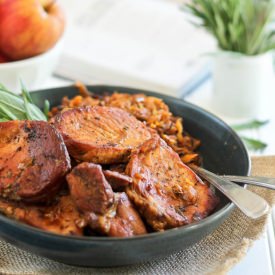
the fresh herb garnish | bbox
[231,119,269,151]
[185,0,275,55]
[43,100,50,119]
[0,83,48,121]
[231,120,269,131]
[240,136,267,151]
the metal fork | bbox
[193,167,270,219]
[222,175,275,190]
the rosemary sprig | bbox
[0,118,9,122]
[43,100,50,119]
[0,83,48,122]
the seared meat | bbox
[0,195,85,236]
[67,163,147,237]
[0,121,71,202]
[109,163,127,174]
[67,162,114,214]
[103,170,132,191]
[126,137,218,231]
[52,106,152,164]
[88,192,147,237]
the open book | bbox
[56,0,215,97]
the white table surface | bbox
[185,80,275,275]
[39,75,275,275]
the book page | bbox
[57,0,215,96]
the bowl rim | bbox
[0,85,251,243]
[0,37,63,69]
[0,197,236,243]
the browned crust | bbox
[51,106,152,164]
[0,120,71,202]
[126,136,218,231]
[66,162,114,215]
[103,170,132,190]
[67,162,147,237]
[0,195,84,236]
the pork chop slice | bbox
[126,137,218,231]
[0,195,85,236]
[52,106,153,164]
[0,121,71,202]
[67,162,147,237]
[103,170,132,191]
[66,162,114,215]
[87,192,147,237]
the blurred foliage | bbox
[232,119,269,131]
[240,136,267,151]
[231,119,269,151]
[185,0,275,55]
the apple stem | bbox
[40,0,56,12]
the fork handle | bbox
[222,176,275,190]
[194,167,269,219]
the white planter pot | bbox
[212,51,274,119]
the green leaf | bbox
[0,86,21,98]
[0,84,7,90]
[20,82,47,121]
[0,102,19,120]
[0,81,48,122]
[27,103,47,121]
[231,120,269,131]
[21,92,47,121]
[185,0,275,54]
[0,89,27,111]
[22,93,32,120]
[241,136,267,151]
[20,79,33,103]
[44,100,50,119]
[0,118,9,122]
[0,111,9,120]
[0,99,27,120]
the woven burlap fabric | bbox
[0,156,274,275]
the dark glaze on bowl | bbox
[0,85,250,267]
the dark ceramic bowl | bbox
[0,85,250,267]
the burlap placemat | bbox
[0,156,274,275]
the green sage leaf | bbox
[231,120,269,131]
[241,136,268,151]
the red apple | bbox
[0,52,10,63]
[0,0,65,60]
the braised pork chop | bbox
[0,195,84,236]
[52,106,152,164]
[0,121,71,202]
[67,162,114,215]
[67,163,147,237]
[103,170,132,191]
[88,192,147,237]
[126,137,218,231]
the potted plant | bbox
[186,0,275,119]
